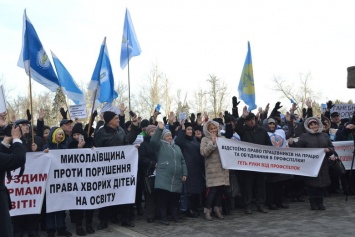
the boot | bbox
[86,224,95,234]
[159,209,170,225]
[214,206,224,219]
[75,226,86,236]
[316,197,326,210]
[204,208,213,221]
[309,198,317,210]
[170,207,183,223]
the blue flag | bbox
[17,10,60,92]
[88,37,118,106]
[238,41,256,111]
[120,8,141,69]
[290,99,296,104]
[51,52,85,105]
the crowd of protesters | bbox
[1,97,355,237]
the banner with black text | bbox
[333,141,354,170]
[45,146,138,213]
[217,138,325,177]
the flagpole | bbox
[28,66,35,144]
[87,88,98,136]
[126,38,131,111]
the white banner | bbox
[333,141,355,170]
[69,104,87,119]
[321,103,355,118]
[46,146,138,213]
[216,138,325,177]
[7,152,52,216]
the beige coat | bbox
[200,120,230,188]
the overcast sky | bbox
[1,0,354,113]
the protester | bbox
[0,124,27,237]
[200,120,229,220]
[150,121,187,225]
[289,117,334,210]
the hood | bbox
[304,117,323,134]
[48,126,65,145]
[203,120,221,138]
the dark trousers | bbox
[46,211,66,233]
[0,189,13,237]
[12,214,40,235]
[266,181,284,205]
[205,186,224,209]
[144,192,156,219]
[240,171,266,207]
[70,209,94,227]
[155,188,179,211]
[98,204,131,223]
[308,186,324,198]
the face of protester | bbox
[19,123,29,135]
[164,132,173,143]
[245,117,256,127]
[108,115,120,129]
[186,126,193,136]
[322,120,330,132]
[331,114,341,123]
[73,133,82,142]
[208,124,218,136]
[43,128,50,141]
[194,130,202,138]
[148,129,156,137]
[61,122,73,134]
[268,122,276,131]
[55,131,65,143]
[308,122,319,133]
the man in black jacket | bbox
[0,124,27,237]
[94,111,140,230]
[235,106,272,214]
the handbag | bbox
[144,175,155,195]
[333,158,346,176]
[179,183,188,212]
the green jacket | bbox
[150,128,188,193]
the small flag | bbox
[51,52,85,105]
[120,8,141,69]
[290,99,295,104]
[238,41,256,111]
[88,37,118,107]
[17,10,59,92]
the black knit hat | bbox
[140,119,150,128]
[103,111,117,124]
[72,123,85,136]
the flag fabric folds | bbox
[17,10,60,92]
[120,8,141,69]
[88,37,118,106]
[238,41,257,111]
[51,52,85,105]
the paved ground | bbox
[35,193,355,237]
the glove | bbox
[26,109,31,121]
[275,102,283,110]
[232,96,240,108]
[326,100,334,110]
[163,116,167,125]
[60,108,67,119]
[224,111,231,123]
[190,113,196,123]
[92,110,98,119]
[302,108,307,118]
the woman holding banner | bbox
[289,117,334,210]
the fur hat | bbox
[145,125,157,135]
[103,111,117,124]
[307,118,319,127]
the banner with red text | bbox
[45,145,138,213]
[333,141,354,170]
[7,152,52,216]
[217,138,325,177]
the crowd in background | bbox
[1,97,355,237]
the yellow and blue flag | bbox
[120,8,141,69]
[51,52,85,105]
[238,41,256,111]
[88,37,118,106]
[17,10,60,92]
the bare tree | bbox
[272,72,321,114]
[206,74,229,118]
[191,88,208,114]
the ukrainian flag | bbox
[238,41,256,111]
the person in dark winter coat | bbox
[289,117,334,210]
[138,125,157,223]
[235,106,272,215]
[68,123,95,236]
[175,120,205,218]
[0,125,26,237]
[150,121,187,225]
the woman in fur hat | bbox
[289,117,334,210]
